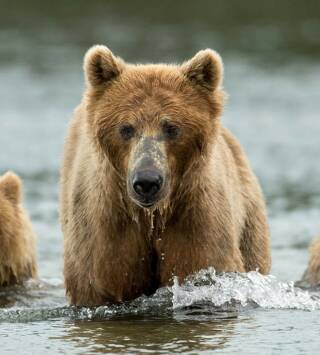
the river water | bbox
[0,1,320,353]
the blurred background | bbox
[0,0,319,281]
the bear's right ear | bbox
[84,45,125,88]
[0,171,22,204]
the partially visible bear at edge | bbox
[0,172,37,286]
[301,238,320,287]
[60,45,271,305]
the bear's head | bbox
[0,172,22,234]
[84,45,225,209]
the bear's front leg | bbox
[239,199,271,274]
[64,223,157,305]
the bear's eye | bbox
[162,121,180,140]
[119,124,135,140]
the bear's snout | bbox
[132,170,164,206]
[127,137,168,208]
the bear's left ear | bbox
[181,49,223,91]
[0,171,22,204]
[84,45,125,88]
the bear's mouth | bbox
[137,200,156,209]
[128,188,166,210]
[129,193,160,209]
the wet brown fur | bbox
[302,238,320,286]
[60,45,271,305]
[0,172,37,286]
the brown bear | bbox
[60,45,271,305]
[301,238,320,287]
[0,172,37,286]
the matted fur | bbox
[302,238,320,286]
[60,45,271,305]
[0,172,37,286]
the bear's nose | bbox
[133,170,163,199]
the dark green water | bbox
[0,1,320,353]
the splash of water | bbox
[172,268,320,311]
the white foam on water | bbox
[172,268,320,311]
